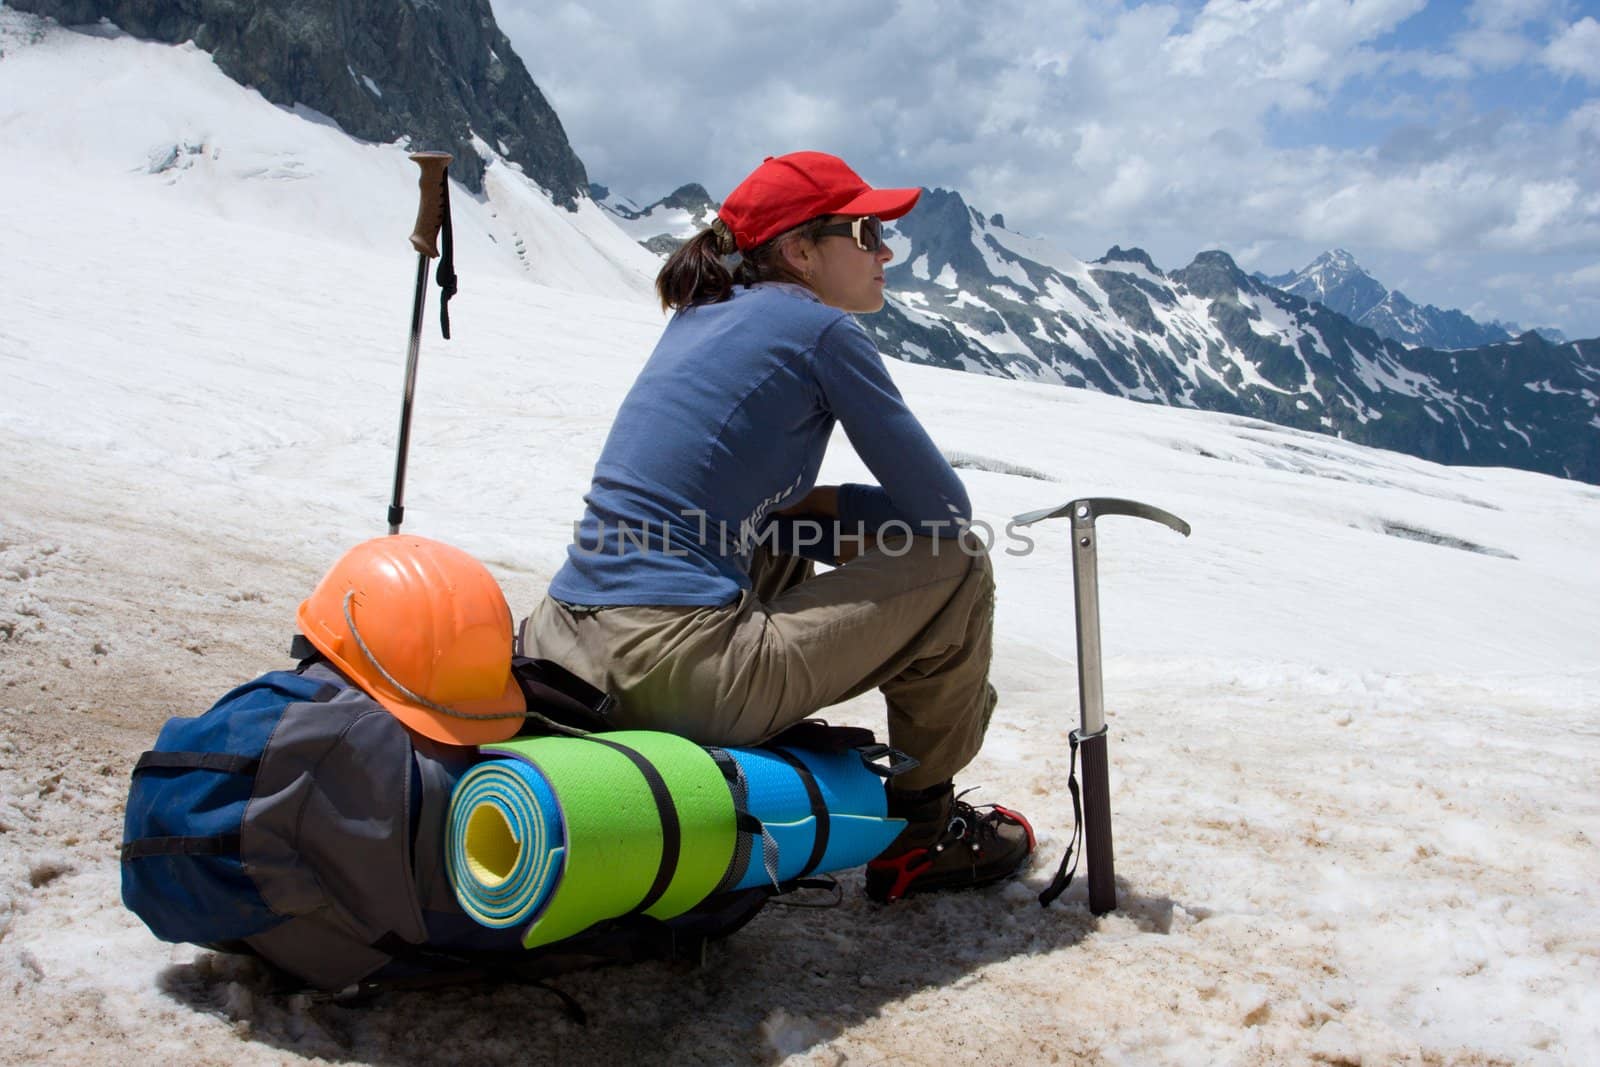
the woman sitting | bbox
[522,151,1034,903]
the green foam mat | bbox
[481,731,737,949]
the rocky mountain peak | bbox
[9,0,589,203]
[1265,248,1518,351]
[886,187,999,285]
[1318,248,1363,272]
[1096,246,1163,274]
[660,183,715,214]
[1170,250,1253,299]
[897,187,973,231]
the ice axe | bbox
[1013,497,1190,914]
[387,150,458,535]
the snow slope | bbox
[2,13,1598,1066]
[0,11,660,301]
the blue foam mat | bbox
[445,758,566,929]
[725,746,904,889]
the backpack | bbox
[119,657,777,993]
[120,655,900,995]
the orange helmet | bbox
[296,536,526,746]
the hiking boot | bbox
[865,782,1035,904]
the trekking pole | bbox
[388,150,456,534]
[1013,498,1189,915]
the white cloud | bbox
[492,0,1600,336]
[1483,271,1534,290]
[1466,0,1561,31]
[1543,17,1600,83]
[1451,26,1538,69]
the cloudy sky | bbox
[495,0,1600,339]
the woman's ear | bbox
[778,235,815,278]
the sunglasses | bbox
[814,215,885,253]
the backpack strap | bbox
[121,833,242,861]
[511,657,615,733]
[132,751,260,775]
[122,672,344,867]
[767,718,877,753]
[706,746,780,892]
[121,750,263,862]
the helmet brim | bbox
[371,675,526,748]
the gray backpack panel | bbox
[239,669,428,989]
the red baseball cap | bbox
[718,151,921,251]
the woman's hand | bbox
[774,486,876,563]
[775,485,840,520]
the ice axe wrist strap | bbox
[1038,727,1092,907]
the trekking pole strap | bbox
[436,177,456,339]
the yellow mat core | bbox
[465,804,520,888]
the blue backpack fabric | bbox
[120,659,778,994]
[121,663,474,989]
[121,670,341,945]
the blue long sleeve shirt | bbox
[548,283,971,607]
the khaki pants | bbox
[520,536,996,791]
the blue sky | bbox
[496,0,1600,338]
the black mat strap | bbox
[582,736,680,916]
[769,747,829,878]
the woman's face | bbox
[790,216,895,314]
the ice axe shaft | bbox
[1014,497,1190,914]
[388,151,453,535]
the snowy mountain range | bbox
[605,184,1599,484]
[1258,249,1566,351]
[865,192,1599,485]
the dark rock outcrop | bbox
[10,0,588,202]
[657,183,714,215]
[1096,246,1163,276]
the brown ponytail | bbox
[655,216,833,312]
[656,228,734,311]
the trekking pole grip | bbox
[408,152,453,258]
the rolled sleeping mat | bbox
[446,730,737,950]
[717,745,906,892]
[444,758,565,931]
